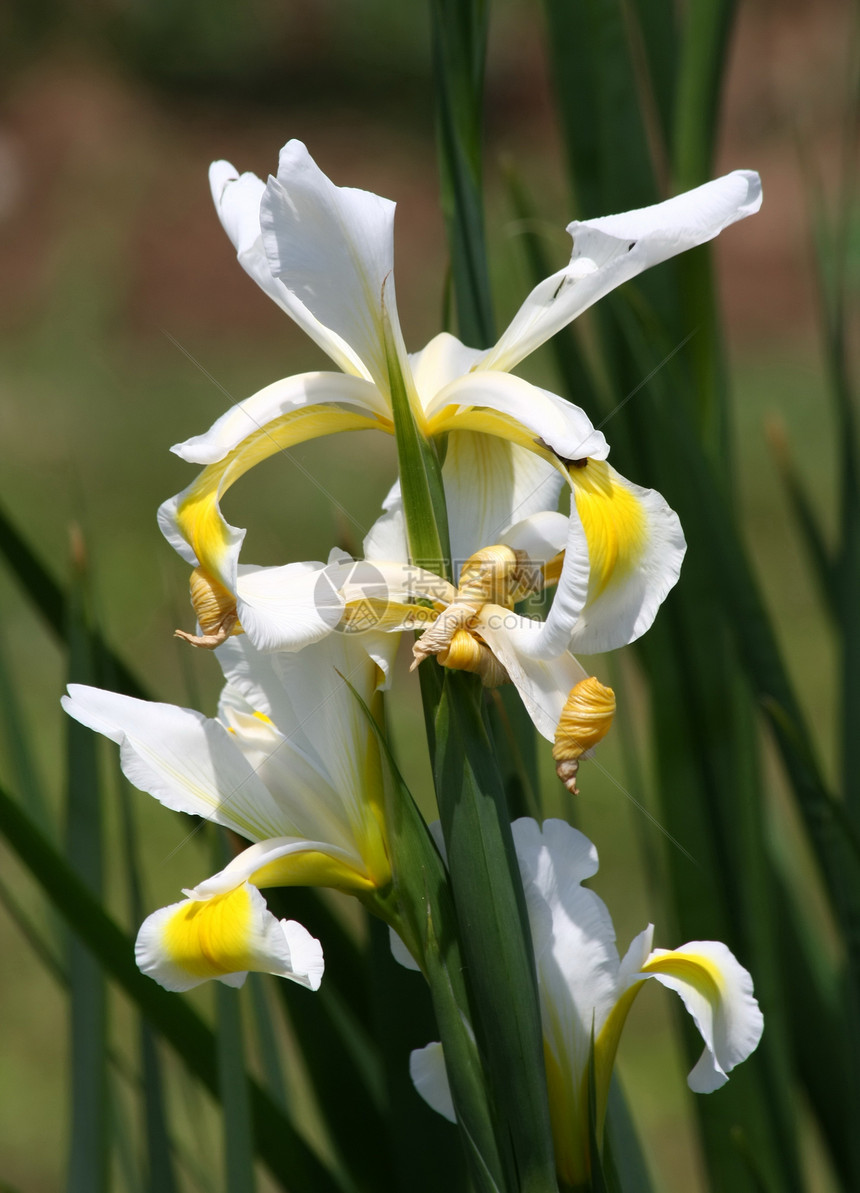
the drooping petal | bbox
[442,431,564,577]
[565,460,685,654]
[409,1043,456,1124]
[476,614,588,741]
[260,139,410,392]
[158,372,384,586]
[480,170,763,373]
[185,835,383,897]
[210,161,367,379]
[135,881,324,992]
[171,371,389,468]
[426,370,609,465]
[640,941,764,1093]
[61,685,289,842]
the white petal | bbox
[566,464,686,654]
[506,505,592,662]
[185,836,372,898]
[169,371,386,466]
[499,510,569,563]
[641,940,764,1093]
[409,1042,456,1123]
[362,481,409,563]
[481,170,763,372]
[512,818,621,1082]
[442,431,564,577]
[210,160,369,378]
[476,613,588,741]
[61,685,287,842]
[236,561,342,653]
[426,370,609,464]
[261,140,410,391]
[135,880,324,992]
[408,331,485,410]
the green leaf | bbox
[213,832,257,1193]
[430,0,494,347]
[541,0,659,220]
[384,316,452,578]
[216,982,256,1193]
[347,674,506,1192]
[0,500,145,698]
[671,0,737,188]
[433,670,557,1193]
[367,915,471,1193]
[64,545,109,1193]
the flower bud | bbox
[437,630,509,687]
[553,677,615,794]
[175,567,243,649]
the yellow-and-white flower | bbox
[160,140,760,654]
[409,818,763,1187]
[61,630,396,991]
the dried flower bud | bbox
[437,629,509,687]
[175,568,243,649]
[553,677,616,794]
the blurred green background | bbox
[0,0,855,1188]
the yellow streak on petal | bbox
[163,886,258,981]
[569,460,646,600]
[427,406,564,468]
[176,408,390,578]
[543,1039,588,1189]
[640,950,724,998]
[248,849,382,893]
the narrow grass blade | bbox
[603,1078,655,1193]
[671,0,737,188]
[0,631,52,833]
[434,671,558,1193]
[385,320,451,577]
[216,981,256,1193]
[0,501,145,697]
[247,975,288,1112]
[765,417,837,619]
[541,0,658,218]
[430,0,494,347]
[64,542,108,1193]
[212,830,256,1193]
[0,782,347,1193]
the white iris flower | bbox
[409,818,764,1187]
[159,140,760,656]
[62,631,396,992]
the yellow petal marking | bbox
[176,407,390,579]
[427,406,564,467]
[543,1037,589,1189]
[248,850,382,893]
[639,949,724,998]
[163,885,260,981]
[569,460,647,601]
